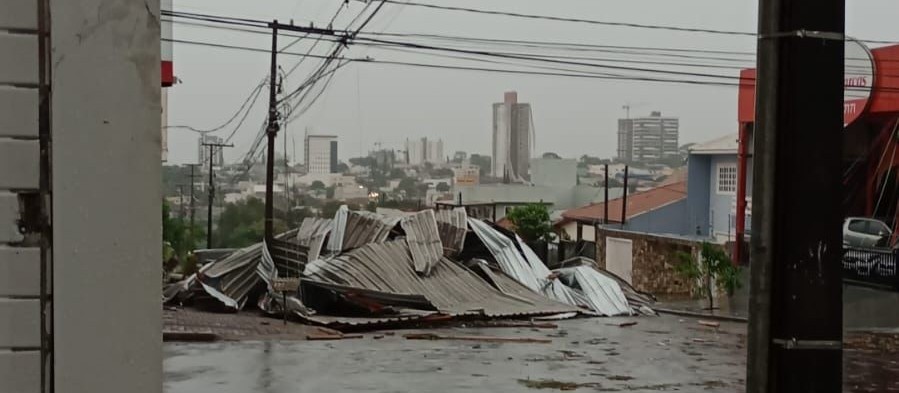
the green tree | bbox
[469,154,491,176]
[397,177,418,196]
[506,204,554,243]
[432,168,454,178]
[389,168,407,179]
[436,182,451,192]
[675,242,742,310]
[320,200,343,219]
[310,180,326,190]
[349,156,376,167]
[215,197,287,248]
[162,200,203,270]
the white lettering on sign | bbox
[845,77,868,88]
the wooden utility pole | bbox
[603,163,609,224]
[202,142,232,249]
[186,163,201,244]
[747,0,844,391]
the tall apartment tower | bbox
[617,111,679,163]
[405,137,444,166]
[492,91,533,181]
[198,134,225,167]
[305,134,338,174]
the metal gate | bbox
[0,0,52,391]
[605,237,634,284]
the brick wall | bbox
[595,227,699,295]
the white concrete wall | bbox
[51,0,162,392]
[0,1,42,391]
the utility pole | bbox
[264,20,281,245]
[202,142,233,249]
[177,185,185,219]
[603,163,609,224]
[620,165,629,227]
[186,164,201,248]
[262,20,337,243]
[747,0,844,391]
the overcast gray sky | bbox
[165,0,899,164]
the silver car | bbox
[843,217,893,249]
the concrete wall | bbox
[51,1,162,392]
[0,1,43,391]
[595,228,699,295]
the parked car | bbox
[843,217,893,249]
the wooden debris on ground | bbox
[403,332,552,344]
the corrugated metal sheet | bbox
[467,219,632,316]
[303,240,578,320]
[400,210,443,275]
[328,206,400,252]
[435,207,467,257]
[555,266,632,316]
[297,217,331,261]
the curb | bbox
[653,307,749,323]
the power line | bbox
[382,0,898,44]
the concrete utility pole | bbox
[746,0,844,391]
[264,20,281,245]
[604,163,609,224]
[620,165,629,227]
[186,163,201,246]
[202,142,233,248]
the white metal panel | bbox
[0,33,38,85]
[0,299,40,347]
[605,237,634,284]
[0,87,39,138]
[0,139,39,189]
[0,247,39,296]
[0,350,40,393]
[0,0,37,30]
[0,192,22,243]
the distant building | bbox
[617,111,679,163]
[453,164,480,186]
[492,91,533,181]
[530,157,577,189]
[405,137,444,166]
[198,134,225,167]
[369,149,396,169]
[305,134,338,174]
[452,151,468,163]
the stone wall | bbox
[595,228,699,295]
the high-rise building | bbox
[617,111,679,163]
[197,134,225,167]
[405,137,444,166]
[305,134,338,174]
[492,91,533,181]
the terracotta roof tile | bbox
[561,181,687,223]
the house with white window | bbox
[685,134,751,242]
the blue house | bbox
[685,134,752,242]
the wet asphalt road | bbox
[165,315,747,393]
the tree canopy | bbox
[506,203,554,243]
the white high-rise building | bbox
[405,137,444,166]
[617,111,680,163]
[492,91,532,181]
[305,134,338,174]
[197,134,225,167]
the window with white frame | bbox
[717,164,737,194]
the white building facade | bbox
[492,91,533,181]
[305,134,338,174]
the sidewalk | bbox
[163,308,338,341]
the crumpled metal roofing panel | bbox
[555,266,632,316]
[303,240,578,318]
[435,207,468,257]
[328,206,400,252]
[297,217,332,261]
[400,210,444,275]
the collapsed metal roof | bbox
[302,240,579,320]
[328,207,400,253]
[296,217,331,262]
